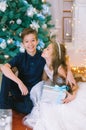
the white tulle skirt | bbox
[23,82,86,130]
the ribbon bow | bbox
[53,85,68,92]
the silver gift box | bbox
[0,109,12,130]
[41,85,66,104]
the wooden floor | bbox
[12,111,32,130]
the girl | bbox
[41,42,78,103]
[23,42,86,130]
[30,42,77,105]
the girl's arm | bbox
[63,85,78,103]
[42,70,48,81]
[63,73,78,103]
[66,69,76,88]
[42,70,53,85]
[58,65,66,78]
[66,56,76,88]
[58,65,78,103]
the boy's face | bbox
[23,34,38,56]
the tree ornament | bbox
[0,1,7,12]
[19,33,21,37]
[0,38,7,49]
[4,55,9,59]
[2,27,6,31]
[14,41,20,47]
[27,5,37,17]
[16,19,22,25]
[7,39,13,44]
[0,42,7,49]
[19,44,25,53]
[9,20,15,24]
[30,20,40,31]
[42,4,50,15]
[37,39,45,50]
[37,13,45,20]
[42,0,46,3]
[42,24,47,29]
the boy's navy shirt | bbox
[9,50,45,91]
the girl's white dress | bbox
[23,64,86,130]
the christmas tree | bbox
[0,0,54,63]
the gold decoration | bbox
[71,67,86,82]
[42,0,46,2]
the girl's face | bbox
[42,44,53,60]
[23,34,38,56]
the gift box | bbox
[41,85,67,104]
[0,109,12,130]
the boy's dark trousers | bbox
[0,75,33,114]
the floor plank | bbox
[12,111,32,130]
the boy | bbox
[0,27,45,114]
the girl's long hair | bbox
[51,42,67,84]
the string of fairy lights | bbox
[71,66,86,82]
[65,1,86,81]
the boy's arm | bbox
[1,63,28,95]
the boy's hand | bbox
[18,81,29,95]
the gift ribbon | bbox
[44,84,69,91]
[53,85,69,104]
[53,85,69,91]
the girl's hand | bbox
[66,70,76,88]
[18,81,29,95]
[63,91,76,103]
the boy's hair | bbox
[21,27,38,41]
